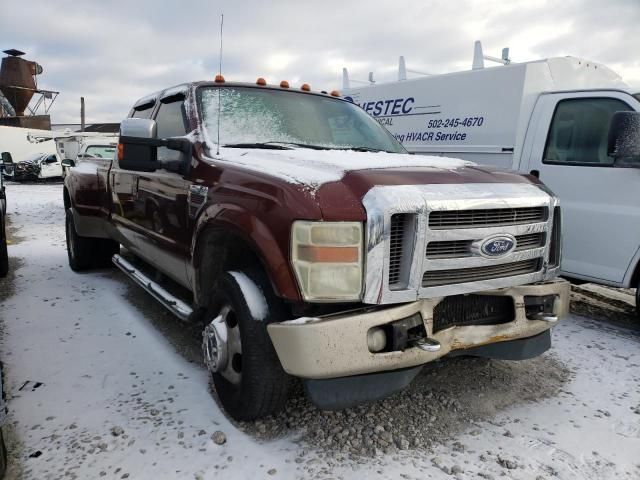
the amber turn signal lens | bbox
[117,143,124,161]
[256,77,267,86]
[280,80,290,88]
[296,245,359,263]
[214,74,225,83]
[330,90,340,97]
[301,83,311,91]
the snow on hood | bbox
[209,147,474,190]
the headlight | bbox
[291,221,363,302]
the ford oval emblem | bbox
[480,235,516,257]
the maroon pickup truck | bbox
[63,78,569,420]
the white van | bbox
[343,49,640,315]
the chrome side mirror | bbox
[120,118,157,138]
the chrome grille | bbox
[428,207,547,229]
[514,232,545,251]
[426,232,545,259]
[422,258,541,287]
[388,214,408,288]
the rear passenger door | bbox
[129,94,193,287]
[526,92,640,284]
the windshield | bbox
[199,86,406,153]
[84,145,116,159]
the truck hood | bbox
[215,147,540,220]
[217,147,474,187]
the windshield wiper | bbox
[223,141,336,151]
[344,146,387,153]
[223,142,294,150]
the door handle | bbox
[530,169,540,178]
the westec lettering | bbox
[353,98,415,117]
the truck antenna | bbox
[216,13,224,156]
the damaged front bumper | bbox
[267,279,569,380]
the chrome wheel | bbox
[202,305,242,385]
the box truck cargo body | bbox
[344,56,640,314]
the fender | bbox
[192,202,301,302]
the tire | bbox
[636,280,639,321]
[0,428,6,479]
[65,209,118,271]
[202,268,291,421]
[0,232,7,278]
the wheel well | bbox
[193,226,267,309]
[63,188,71,209]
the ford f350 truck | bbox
[343,46,640,317]
[63,78,569,420]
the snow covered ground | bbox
[0,182,639,480]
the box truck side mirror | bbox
[607,111,640,164]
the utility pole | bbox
[80,97,85,132]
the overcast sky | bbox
[1,0,638,124]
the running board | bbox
[112,254,193,321]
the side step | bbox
[112,254,193,321]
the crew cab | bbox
[63,78,569,420]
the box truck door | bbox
[525,92,640,285]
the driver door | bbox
[524,92,640,284]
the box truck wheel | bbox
[202,267,291,421]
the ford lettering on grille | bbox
[480,236,515,257]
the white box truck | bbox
[343,46,640,316]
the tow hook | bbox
[413,337,442,352]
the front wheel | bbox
[202,268,291,421]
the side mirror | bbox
[607,111,640,165]
[118,118,159,172]
[61,159,75,168]
[118,118,192,173]
[1,152,13,164]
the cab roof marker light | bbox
[301,83,311,92]
[280,80,290,88]
[256,77,267,86]
[214,74,225,83]
[330,90,340,97]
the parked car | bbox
[0,152,10,277]
[63,78,569,420]
[6,152,62,181]
[344,47,640,318]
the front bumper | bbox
[267,278,569,379]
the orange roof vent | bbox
[300,83,311,92]
[214,74,225,83]
[330,90,340,97]
[280,80,290,88]
[256,77,267,86]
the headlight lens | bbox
[291,221,363,302]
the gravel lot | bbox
[0,182,639,479]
